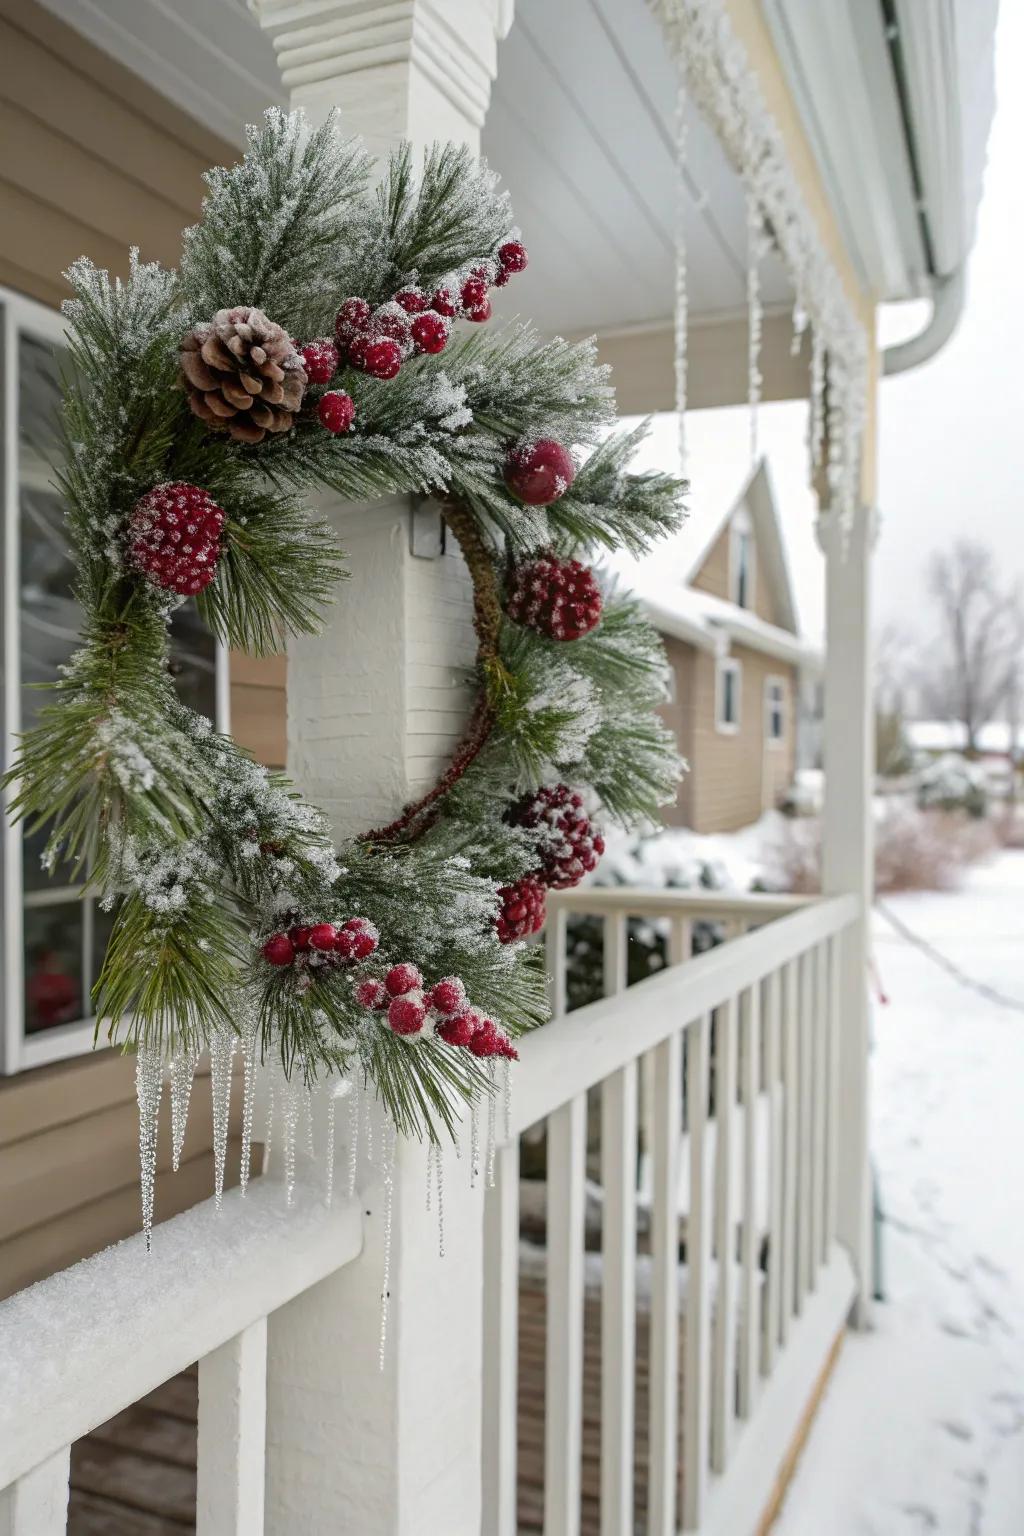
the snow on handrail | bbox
[0,1176,362,1488]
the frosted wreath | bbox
[3,111,687,1190]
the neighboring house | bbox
[622,457,821,833]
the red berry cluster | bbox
[354,963,517,1058]
[495,873,548,944]
[261,915,380,969]
[331,238,529,384]
[506,552,603,642]
[128,482,225,597]
[510,784,605,890]
[503,438,576,507]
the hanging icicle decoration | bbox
[746,187,764,466]
[325,1080,349,1208]
[434,1141,445,1259]
[281,1074,300,1208]
[239,1017,258,1198]
[303,1082,316,1160]
[209,1028,236,1211]
[168,1047,198,1174]
[486,1060,497,1189]
[674,79,690,476]
[809,329,826,473]
[378,1120,397,1371]
[502,1059,512,1143]
[135,1046,163,1253]
[347,1079,361,1201]
[470,1097,479,1190]
[263,1057,276,1171]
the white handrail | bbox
[509,894,857,1138]
[547,887,810,920]
[0,1178,362,1489]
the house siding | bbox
[0,10,274,1293]
[687,643,797,832]
[690,516,788,627]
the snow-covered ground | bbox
[775,851,1024,1536]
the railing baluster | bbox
[546,902,569,1020]
[762,968,783,1375]
[600,1062,638,1536]
[796,952,813,1309]
[682,1012,712,1531]
[780,960,798,1343]
[197,1318,267,1536]
[738,984,760,1419]
[711,996,738,1473]
[826,932,841,1247]
[544,1093,587,1536]
[483,1139,521,1536]
[0,1449,69,1535]
[603,909,628,997]
[649,1030,682,1536]
[812,943,828,1271]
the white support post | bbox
[0,1450,69,1536]
[250,8,511,1530]
[819,503,875,1326]
[197,1320,267,1536]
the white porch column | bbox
[819,503,875,1326]
[251,4,509,1531]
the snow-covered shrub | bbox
[779,770,825,818]
[915,754,989,819]
[763,803,994,895]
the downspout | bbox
[882,266,967,375]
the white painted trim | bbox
[715,655,741,735]
[728,507,755,613]
[0,1179,362,1488]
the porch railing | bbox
[483,887,859,1536]
[0,1179,362,1534]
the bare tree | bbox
[919,540,1024,753]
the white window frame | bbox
[715,655,742,734]
[765,674,787,748]
[1,286,230,1075]
[729,507,755,611]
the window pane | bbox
[24,899,84,1034]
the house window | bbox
[1,290,228,1074]
[730,509,755,610]
[765,676,786,746]
[716,657,741,733]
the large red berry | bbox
[317,390,355,434]
[427,977,466,1015]
[498,240,528,274]
[495,875,547,943]
[437,1010,477,1047]
[495,1032,519,1060]
[464,297,491,324]
[262,932,295,967]
[308,923,338,952]
[289,925,313,952]
[510,784,605,890]
[431,287,459,317]
[506,552,603,642]
[355,977,388,1010]
[389,995,426,1035]
[503,439,576,506]
[128,482,224,597]
[371,304,412,346]
[460,275,487,310]
[358,337,403,380]
[386,962,423,997]
[394,288,427,314]
[335,916,379,960]
[469,1018,500,1057]
[299,338,339,383]
[410,311,450,355]
[335,297,371,343]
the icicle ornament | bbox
[209,1028,236,1210]
[239,1017,259,1197]
[135,1046,163,1252]
[674,79,690,475]
[746,188,764,467]
[379,1121,397,1371]
[168,1047,199,1173]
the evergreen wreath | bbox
[4,111,686,1142]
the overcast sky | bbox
[625,3,1021,652]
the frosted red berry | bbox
[460,275,488,310]
[358,337,403,380]
[503,439,576,506]
[262,932,295,967]
[469,1018,500,1057]
[495,1032,519,1060]
[289,925,313,952]
[493,268,511,288]
[495,875,547,943]
[371,304,411,346]
[427,977,466,1015]
[394,288,427,314]
[386,962,423,997]
[355,978,388,1010]
[506,552,603,642]
[317,390,355,435]
[128,482,224,597]
[341,917,379,959]
[464,297,492,324]
[431,287,458,317]
[299,338,339,383]
[308,923,338,952]
[498,240,528,274]
[437,1010,476,1047]
[510,784,605,890]
[335,297,372,341]
[389,995,426,1035]
[410,311,450,355]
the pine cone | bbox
[180,306,307,445]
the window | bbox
[729,509,755,610]
[765,676,786,746]
[716,656,741,733]
[1,290,228,1073]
